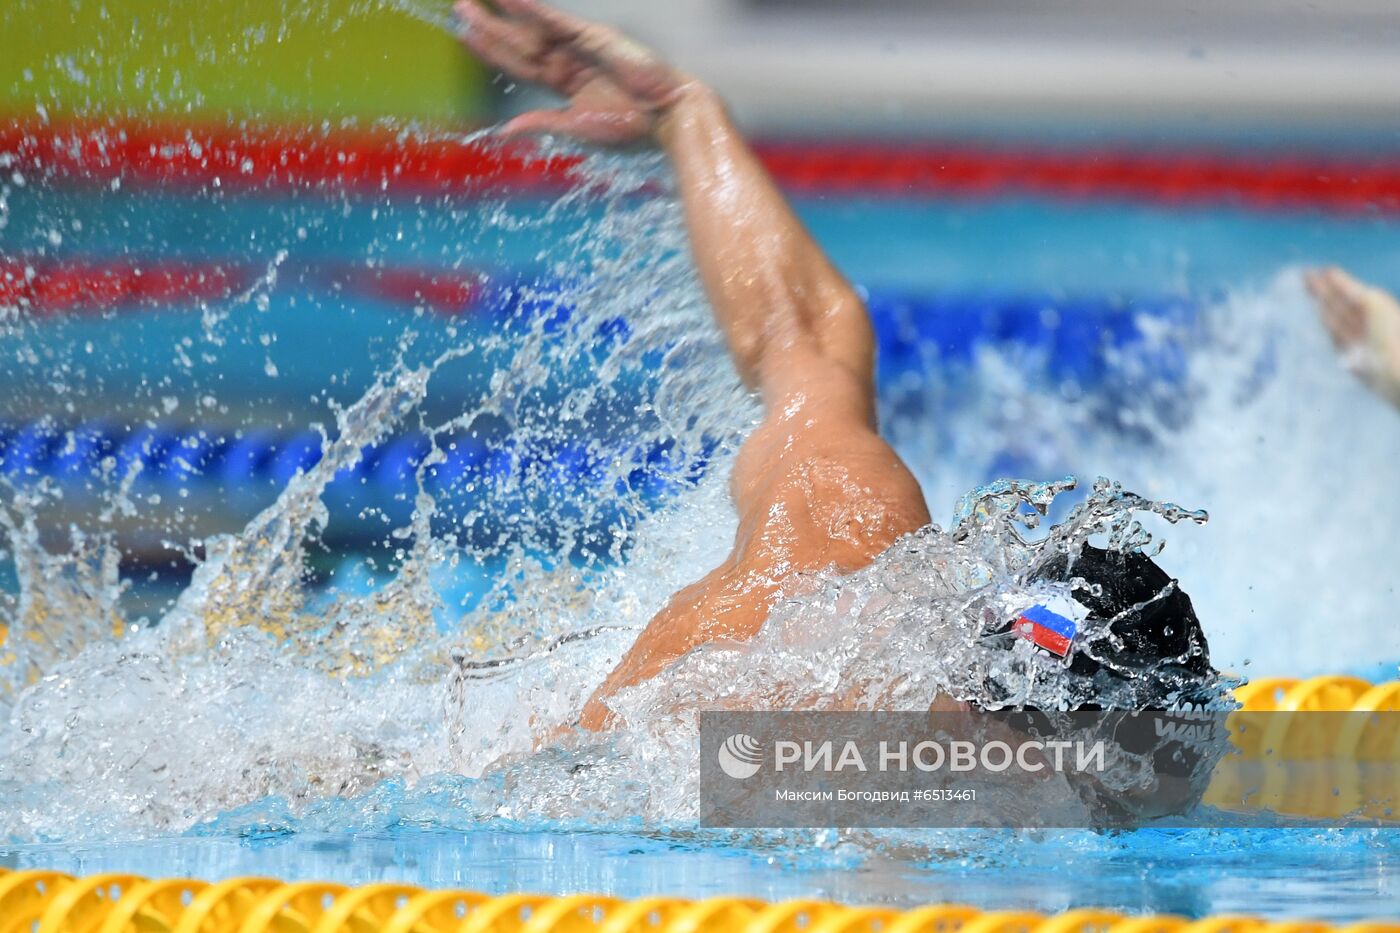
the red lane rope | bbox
[0,120,582,194]
[754,141,1400,211]
[0,258,485,316]
[0,259,250,317]
[343,265,485,313]
[3,120,1400,211]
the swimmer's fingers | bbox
[500,105,652,145]
[457,1,598,96]
[1305,267,1362,346]
[569,26,682,105]
[1306,266,1370,310]
[1307,267,1400,406]
[1306,266,1370,348]
[495,0,683,105]
[457,0,681,140]
[457,2,549,81]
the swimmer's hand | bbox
[455,0,691,145]
[1305,266,1400,409]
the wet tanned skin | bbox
[456,0,932,730]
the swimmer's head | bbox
[980,543,1215,705]
[983,545,1225,823]
[1032,543,1214,693]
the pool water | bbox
[5,179,1398,669]
[2,826,1397,921]
[2,136,1400,921]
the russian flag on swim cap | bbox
[1015,604,1077,657]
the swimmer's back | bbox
[728,345,929,571]
[580,345,930,729]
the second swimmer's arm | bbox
[1306,266,1400,411]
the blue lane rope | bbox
[864,288,1197,382]
[524,286,1198,382]
[0,422,714,520]
[0,290,1197,502]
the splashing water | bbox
[0,127,1229,843]
[886,273,1400,676]
[0,140,744,839]
[0,126,1397,847]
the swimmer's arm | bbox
[1306,266,1400,410]
[656,90,875,406]
[456,0,874,410]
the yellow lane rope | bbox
[1203,675,1400,818]
[0,870,1396,933]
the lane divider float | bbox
[0,869,1394,933]
[0,256,1194,387]
[4,120,1400,213]
[1205,676,1400,820]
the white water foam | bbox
[0,133,1395,843]
[889,274,1400,676]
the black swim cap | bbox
[985,544,1226,822]
[1033,543,1214,694]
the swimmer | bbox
[455,1,1217,743]
[1305,266,1400,410]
